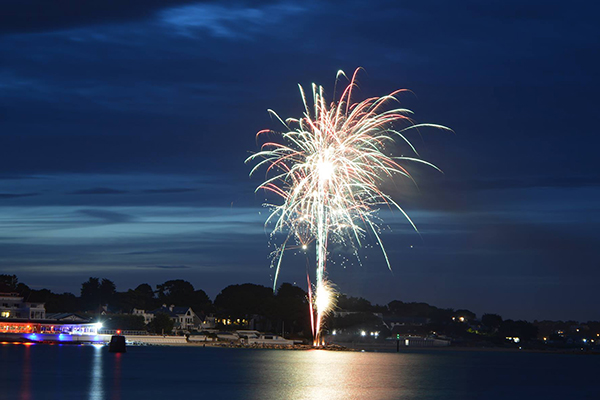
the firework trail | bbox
[247,68,449,345]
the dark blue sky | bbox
[1,0,598,321]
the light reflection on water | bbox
[1,343,598,400]
[19,344,32,400]
[89,345,104,400]
[245,349,426,400]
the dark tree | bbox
[275,283,309,336]
[154,280,211,314]
[0,274,19,292]
[80,277,101,310]
[113,283,157,313]
[454,309,477,321]
[214,283,275,321]
[337,295,374,312]
[156,279,195,305]
[99,279,116,305]
[23,289,80,313]
[133,283,156,309]
[482,313,503,330]
[148,312,174,334]
[190,289,212,315]
[330,312,381,331]
[499,320,539,343]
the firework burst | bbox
[246,68,450,345]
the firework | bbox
[246,68,449,345]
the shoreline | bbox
[3,338,597,355]
[129,340,600,355]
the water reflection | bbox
[112,352,122,400]
[89,345,104,400]
[246,349,426,400]
[20,344,32,400]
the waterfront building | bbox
[0,292,45,319]
[45,313,90,322]
[0,318,105,343]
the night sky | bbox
[1,0,598,322]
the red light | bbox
[116,330,121,335]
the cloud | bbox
[0,193,40,199]
[0,175,44,180]
[0,0,199,35]
[69,188,128,195]
[438,176,600,191]
[159,2,304,39]
[78,209,134,223]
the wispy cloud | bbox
[0,193,40,199]
[160,2,305,39]
[78,208,134,223]
[70,187,128,195]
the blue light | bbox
[26,333,38,341]
[58,334,65,341]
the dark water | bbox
[0,343,598,400]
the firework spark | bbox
[247,68,449,344]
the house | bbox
[132,308,154,325]
[0,292,45,320]
[134,305,203,331]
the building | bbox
[0,318,104,343]
[0,292,45,320]
[45,313,90,322]
[382,316,431,330]
[133,305,212,331]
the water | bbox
[0,343,598,400]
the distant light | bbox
[459,316,465,322]
[583,339,587,343]
[302,245,307,250]
[360,331,366,336]
[95,322,103,330]
[332,330,336,335]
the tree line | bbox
[2,274,598,345]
